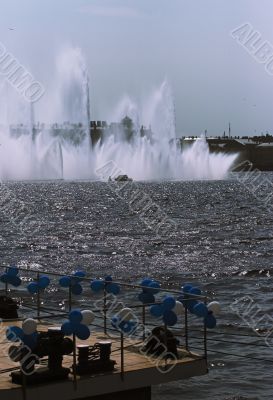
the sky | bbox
[0,0,272,136]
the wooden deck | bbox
[0,321,207,400]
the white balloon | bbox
[22,318,37,335]
[81,310,95,325]
[174,301,184,315]
[118,308,134,321]
[207,301,221,315]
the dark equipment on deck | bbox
[10,327,73,384]
[141,326,178,357]
[76,341,116,375]
[0,296,18,319]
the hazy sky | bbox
[0,0,272,136]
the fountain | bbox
[0,46,237,181]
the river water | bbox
[0,173,273,400]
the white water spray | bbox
[0,47,237,181]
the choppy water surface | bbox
[1,174,273,400]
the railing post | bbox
[5,266,8,296]
[142,304,146,341]
[68,284,72,312]
[37,271,40,320]
[103,284,107,335]
[185,306,188,351]
[120,331,124,380]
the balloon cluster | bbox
[111,308,136,334]
[178,284,220,329]
[90,276,120,295]
[150,296,184,326]
[6,319,38,350]
[0,266,21,287]
[59,271,86,295]
[27,275,50,294]
[138,278,161,304]
[61,309,94,340]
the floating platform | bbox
[0,320,207,400]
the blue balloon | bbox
[138,292,155,304]
[150,304,163,317]
[59,276,71,288]
[141,278,153,292]
[71,283,83,295]
[8,266,19,276]
[23,333,38,350]
[187,299,199,313]
[162,296,176,311]
[39,276,50,289]
[106,283,120,295]
[75,324,90,340]
[111,316,120,328]
[10,275,21,287]
[61,321,73,336]
[69,310,83,324]
[190,287,202,296]
[163,310,178,326]
[105,275,113,282]
[90,280,104,292]
[193,303,208,318]
[6,326,24,342]
[119,320,133,333]
[182,284,193,293]
[205,314,217,329]
[146,281,161,294]
[27,282,38,294]
[0,273,9,283]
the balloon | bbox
[111,316,120,328]
[147,281,161,294]
[119,321,133,333]
[207,301,221,315]
[205,314,217,329]
[71,283,83,295]
[106,283,120,295]
[174,301,184,315]
[0,273,9,283]
[105,275,113,282]
[141,278,153,292]
[27,282,38,294]
[187,299,198,313]
[9,345,22,362]
[81,310,95,325]
[150,304,163,317]
[75,324,90,340]
[10,276,21,287]
[163,310,178,326]
[6,326,24,342]
[162,296,176,311]
[22,319,37,335]
[90,280,104,292]
[8,266,19,276]
[69,310,83,324]
[138,292,155,304]
[189,287,202,296]
[118,308,134,321]
[182,284,193,293]
[23,332,38,350]
[39,276,50,289]
[61,321,73,336]
[193,303,208,318]
[59,276,71,288]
